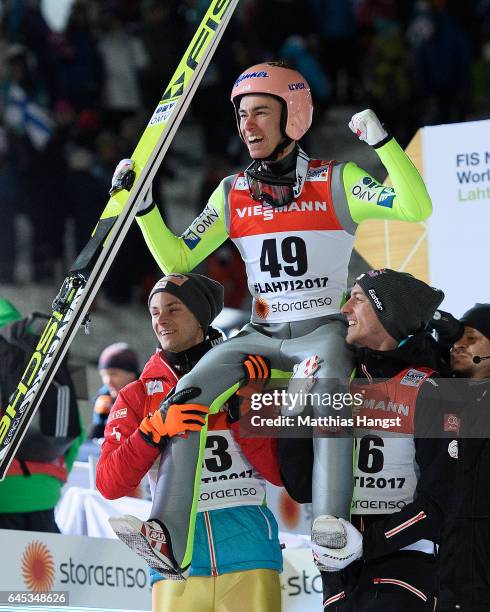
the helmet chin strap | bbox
[249,140,297,179]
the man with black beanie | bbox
[438,302,490,612]
[303,269,461,610]
[146,273,224,338]
[96,273,284,612]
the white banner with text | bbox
[423,120,490,315]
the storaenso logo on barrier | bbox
[22,541,55,592]
[20,540,148,591]
[0,296,78,447]
[161,0,232,103]
[22,541,148,592]
[59,559,147,589]
[286,570,322,597]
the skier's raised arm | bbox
[341,109,432,225]
[137,184,229,273]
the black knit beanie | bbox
[148,273,224,332]
[460,303,490,340]
[98,342,139,375]
[355,268,444,341]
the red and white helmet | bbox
[230,62,313,142]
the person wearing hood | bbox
[305,270,460,610]
[96,274,283,612]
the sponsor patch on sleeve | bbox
[351,177,395,208]
[444,413,460,434]
[146,380,164,395]
[181,229,201,249]
[181,205,220,248]
[306,166,329,181]
[108,407,127,423]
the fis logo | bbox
[0,301,76,448]
[161,0,232,103]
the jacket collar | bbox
[355,331,444,379]
[140,337,218,380]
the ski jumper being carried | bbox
[110,62,433,575]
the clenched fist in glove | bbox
[110,158,154,214]
[349,109,390,148]
[227,355,271,422]
[139,402,209,447]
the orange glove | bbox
[140,403,209,447]
[242,354,270,383]
[94,395,112,415]
[228,355,270,421]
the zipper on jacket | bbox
[203,511,218,577]
[373,578,427,601]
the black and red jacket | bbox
[96,346,282,499]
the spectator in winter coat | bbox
[0,299,84,533]
[438,303,490,612]
[90,342,140,439]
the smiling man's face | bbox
[149,292,203,353]
[238,94,287,160]
[341,284,397,351]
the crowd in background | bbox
[0,0,489,304]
